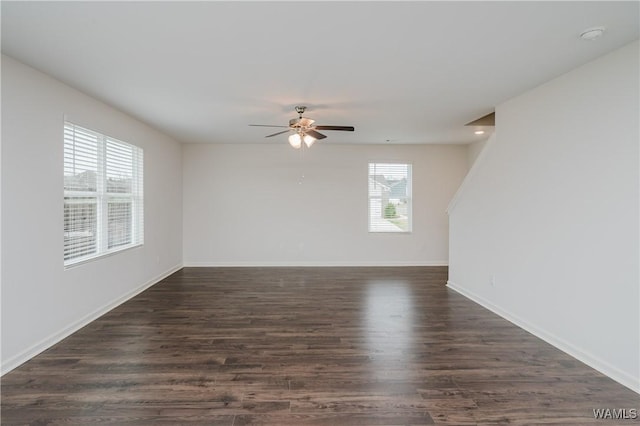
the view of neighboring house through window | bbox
[368,163,412,232]
[63,122,143,266]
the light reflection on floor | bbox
[364,280,414,381]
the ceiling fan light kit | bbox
[250,106,354,149]
[288,134,314,149]
[303,134,316,148]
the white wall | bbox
[183,143,467,266]
[448,41,639,392]
[466,138,488,169]
[1,56,183,373]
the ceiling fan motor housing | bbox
[289,117,315,129]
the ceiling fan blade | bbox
[265,129,292,138]
[249,124,289,128]
[315,125,355,132]
[305,129,327,140]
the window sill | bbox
[64,243,143,270]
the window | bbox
[64,122,143,266]
[368,163,412,232]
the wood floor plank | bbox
[2,266,637,425]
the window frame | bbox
[368,162,412,233]
[63,122,144,268]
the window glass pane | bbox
[106,139,133,193]
[64,124,98,191]
[64,197,97,261]
[108,198,132,249]
[368,163,412,232]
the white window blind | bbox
[64,122,143,266]
[368,163,412,233]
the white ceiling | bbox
[2,1,638,145]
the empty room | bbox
[1,1,638,425]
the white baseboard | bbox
[1,263,183,376]
[446,281,640,394]
[183,260,448,267]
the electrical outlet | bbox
[490,274,496,287]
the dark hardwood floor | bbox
[2,267,638,425]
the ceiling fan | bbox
[249,106,355,148]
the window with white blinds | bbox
[64,122,143,266]
[368,163,412,233]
